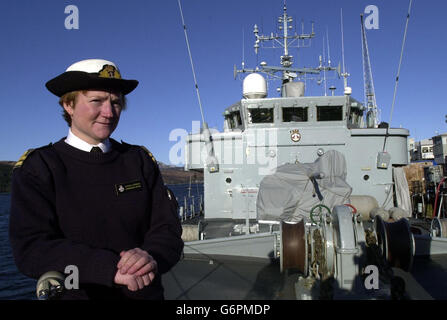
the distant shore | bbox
[0,162,14,193]
[158,164,204,185]
[0,161,203,192]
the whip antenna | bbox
[177,0,206,125]
[383,0,413,151]
[389,0,413,126]
[177,0,219,173]
[340,8,349,90]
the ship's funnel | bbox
[281,81,305,97]
[243,73,267,99]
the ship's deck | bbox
[163,254,296,300]
[163,251,447,300]
[168,217,447,300]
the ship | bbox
[161,2,447,300]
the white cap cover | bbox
[66,59,119,73]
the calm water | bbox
[0,183,203,300]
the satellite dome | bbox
[243,73,267,99]
[344,86,352,95]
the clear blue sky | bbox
[0,0,445,164]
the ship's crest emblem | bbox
[290,129,301,142]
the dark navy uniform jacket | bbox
[9,138,183,299]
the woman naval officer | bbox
[9,59,184,300]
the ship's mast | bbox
[360,14,379,128]
[252,3,316,82]
[235,3,342,94]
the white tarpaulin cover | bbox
[392,167,412,217]
[257,150,352,222]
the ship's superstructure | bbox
[185,4,409,227]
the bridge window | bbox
[225,111,242,129]
[247,108,274,123]
[225,114,235,128]
[349,107,363,127]
[283,107,308,122]
[317,105,343,121]
[232,111,242,127]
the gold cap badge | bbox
[98,64,122,79]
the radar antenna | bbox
[252,3,316,82]
[234,3,340,95]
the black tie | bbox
[90,146,103,153]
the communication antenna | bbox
[178,0,204,125]
[326,27,331,67]
[383,0,413,151]
[389,0,413,126]
[177,0,219,173]
[301,19,305,46]
[234,28,246,79]
[340,8,350,90]
[322,36,327,96]
[325,27,332,96]
[234,2,340,97]
[242,28,245,70]
[240,4,317,81]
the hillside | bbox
[0,161,202,193]
[159,165,203,185]
[0,162,15,193]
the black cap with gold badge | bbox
[45,59,138,97]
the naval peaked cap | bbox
[45,59,139,97]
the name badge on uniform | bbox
[115,180,143,196]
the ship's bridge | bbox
[185,93,409,220]
[222,95,364,132]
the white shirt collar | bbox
[65,129,111,153]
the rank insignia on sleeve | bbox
[13,149,35,170]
